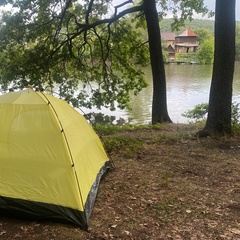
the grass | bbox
[103,136,144,157]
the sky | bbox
[1,1,239,21]
[201,0,240,21]
[112,0,240,21]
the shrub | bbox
[182,103,208,122]
[182,102,240,131]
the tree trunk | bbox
[143,0,172,124]
[198,0,235,137]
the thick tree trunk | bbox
[143,0,172,124]
[198,0,235,137]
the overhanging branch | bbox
[76,5,144,29]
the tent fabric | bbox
[0,88,111,229]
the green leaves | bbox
[0,0,211,111]
[158,0,210,31]
[197,40,214,64]
[182,103,208,122]
[195,28,213,46]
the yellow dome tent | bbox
[0,88,111,229]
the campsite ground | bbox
[0,123,240,240]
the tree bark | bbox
[143,0,172,124]
[198,0,235,137]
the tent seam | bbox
[37,91,87,223]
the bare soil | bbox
[0,124,240,240]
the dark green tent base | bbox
[0,196,88,230]
[84,161,112,220]
[0,162,112,230]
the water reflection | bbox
[166,64,212,123]
[126,63,240,124]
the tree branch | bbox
[86,0,94,24]
[76,5,144,29]
[49,4,144,68]
[54,0,72,39]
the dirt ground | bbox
[0,124,240,240]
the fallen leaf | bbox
[0,231,6,236]
[230,228,240,235]
[129,196,137,200]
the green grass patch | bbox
[94,123,162,136]
[103,136,144,156]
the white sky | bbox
[198,0,239,21]
[1,1,239,21]
[112,0,240,21]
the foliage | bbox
[183,102,240,131]
[159,0,210,31]
[160,18,215,34]
[161,39,169,62]
[94,124,121,136]
[0,1,149,111]
[93,123,146,136]
[175,52,197,63]
[196,40,214,64]
[93,120,162,136]
[194,28,214,46]
[103,136,143,156]
[0,0,211,112]
[182,103,208,122]
[231,102,240,125]
[231,102,240,134]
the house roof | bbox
[161,32,176,41]
[177,28,198,37]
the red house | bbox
[175,28,198,53]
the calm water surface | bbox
[97,63,240,124]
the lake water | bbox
[86,63,240,124]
